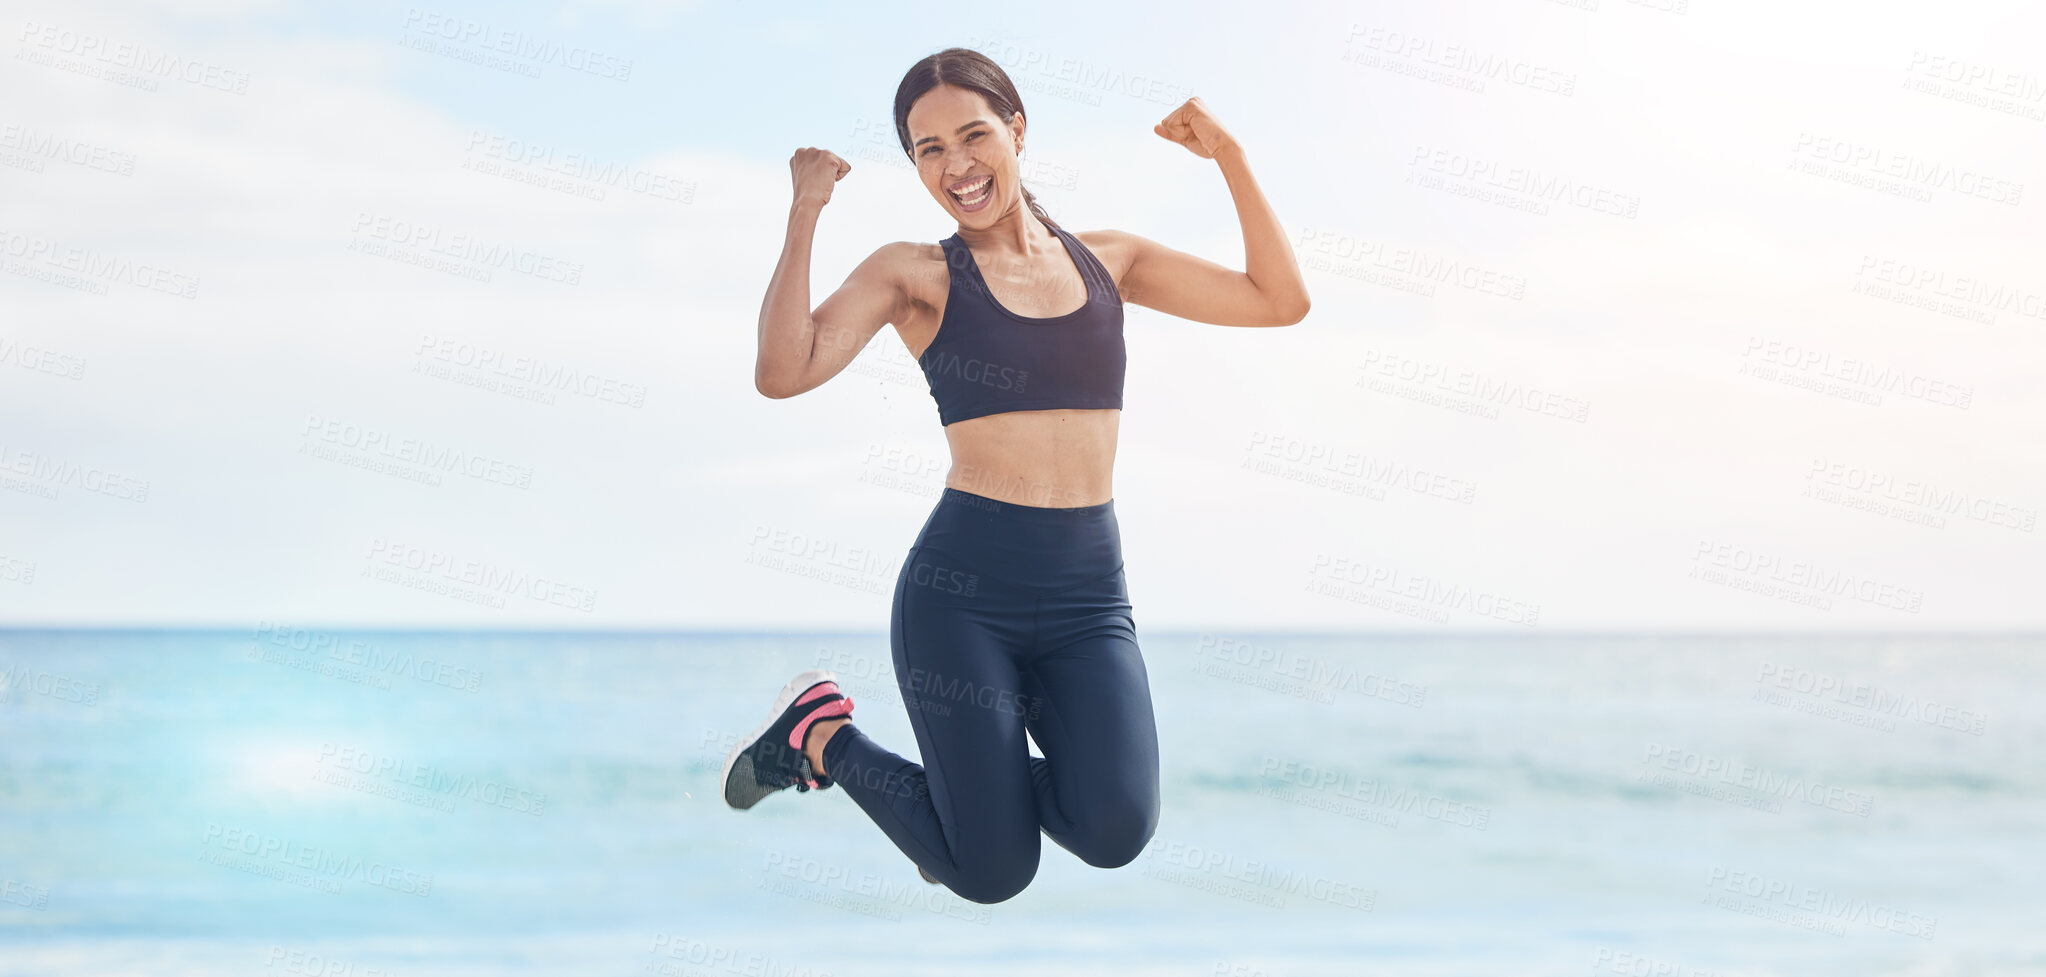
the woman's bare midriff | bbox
[897,237,1121,509]
[942,409,1118,508]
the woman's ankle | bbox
[804,717,851,776]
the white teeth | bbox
[951,176,991,203]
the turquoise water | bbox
[0,630,2040,976]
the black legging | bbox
[819,486,1160,904]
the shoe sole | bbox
[721,668,837,810]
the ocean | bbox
[0,630,2039,976]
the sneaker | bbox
[721,669,855,810]
[918,864,940,885]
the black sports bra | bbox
[917,221,1125,426]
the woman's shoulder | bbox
[1060,227,1138,286]
[863,239,954,309]
[1063,226,1137,252]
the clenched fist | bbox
[1153,96,1240,160]
[790,147,851,208]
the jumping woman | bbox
[723,47,1309,905]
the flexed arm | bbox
[756,148,905,398]
[1116,97,1311,327]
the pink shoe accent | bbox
[794,682,839,708]
[788,695,856,751]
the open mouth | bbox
[948,175,993,211]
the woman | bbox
[723,47,1309,905]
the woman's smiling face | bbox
[906,83,1023,224]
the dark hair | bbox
[894,47,1058,231]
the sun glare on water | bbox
[233,741,339,802]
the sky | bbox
[1,0,2041,630]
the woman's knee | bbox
[945,854,1038,904]
[1067,791,1159,868]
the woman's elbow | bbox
[1274,295,1310,325]
[755,366,799,399]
